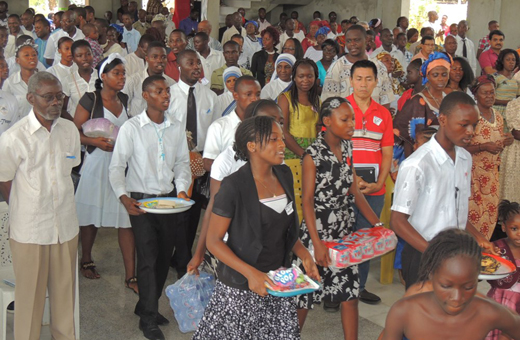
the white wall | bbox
[467,0,520,50]
[283,0,407,30]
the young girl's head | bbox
[289,59,320,115]
[233,115,284,164]
[58,36,74,65]
[320,97,355,141]
[406,59,422,86]
[498,200,520,246]
[418,229,482,315]
[245,99,284,125]
[95,54,126,91]
[72,40,93,71]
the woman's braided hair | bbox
[417,229,482,283]
[233,115,277,161]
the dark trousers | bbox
[171,175,207,273]
[130,211,179,325]
[401,242,423,290]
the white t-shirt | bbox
[0,91,20,136]
[44,28,85,66]
[203,110,241,160]
[210,145,246,181]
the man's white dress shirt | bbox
[109,111,191,197]
[0,111,81,244]
[391,135,472,241]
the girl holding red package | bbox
[296,97,382,340]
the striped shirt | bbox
[348,94,394,196]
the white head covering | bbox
[98,53,126,78]
[272,53,297,80]
[222,66,242,93]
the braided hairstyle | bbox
[417,229,482,283]
[233,115,277,161]
[319,96,351,125]
[498,200,520,225]
[244,99,281,119]
[289,58,321,117]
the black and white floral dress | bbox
[296,132,360,309]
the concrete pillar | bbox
[206,0,220,40]
[58,0,70,11]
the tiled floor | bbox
[3,227,493,340]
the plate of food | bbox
[479,253,516,280]
[266,266,320,297]
[138,197,195,214]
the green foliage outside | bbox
[409,0,440,32]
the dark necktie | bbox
[462,38,467,58]
[187,86,197,147]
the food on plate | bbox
[142,200,180,209]
[481,255,500,274]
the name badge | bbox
[285,202,294,215]
[373,116,383,126]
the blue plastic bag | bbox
[165,272,215,333]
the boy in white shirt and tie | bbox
[109,75,191,340]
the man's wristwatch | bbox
[373,222,384,228]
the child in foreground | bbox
[296,97,383,340]
[382,228,520,340]
[486,200,520,340]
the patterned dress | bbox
[296,132,360,308]
[500,98,520,203]
[468,110,504,240]
[493,73,520,132]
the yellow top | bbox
[283,91,320,139]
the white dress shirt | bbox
[187,36,223,52]
[123,67,176,117]
[203,109,241,160]
[455,35,477,77]
[44,28,85,66]
[124,52,146,76]
[109,111,191,198]
[257,19,271,33]
[168,80,220,152]
[0,91,20,136]
[63,68,98,117]
[222,26,246,45]
[210,145,246,182]
[0,111,81,244]
[391,135,472,241]
[5,29,32,59]
[278,31,305,51]
[197,48,225,86]
[122,27,141,54]
[2,71,32,119]
[47,62,77,94]
[371,45,407,69]
[6,56,46,76]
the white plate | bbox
[138,197,195,214]
[479,253,516,281]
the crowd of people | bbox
[1,1,520,340]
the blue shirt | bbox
[179,17,198,36]
[35,38,50,68]
[122,27,141,54]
